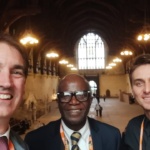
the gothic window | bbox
[78,33,105,69]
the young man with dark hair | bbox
[120,54,150,150]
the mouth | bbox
[0,94,13,100]
[68,109,82,115]
[144,98,150,100]
[142,96,150,103]
[70,109,81,113]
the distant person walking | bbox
[95,103,103,117]
[103,95,106,102]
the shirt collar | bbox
[61,118,90,142]
[0,126,10,141]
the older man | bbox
[25,73,121,150]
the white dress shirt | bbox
[0,126,10,142]
[61,118,91,150]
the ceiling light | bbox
[106,66,112,69]
[20,30,39,45]
[109,63,116,66]
[120,50,133,56]
[46,52,59,58]
[71,67,77,70]
[59,59,68,64]
[67,64,74,67]
[113,58,122,62]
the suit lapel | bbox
[47,119,64,150]
[88,117,103,150]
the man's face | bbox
[58,75,92,130]
[131,64,150,110]
[0,42,26,119]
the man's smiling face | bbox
[0,42,26,119]
[131,64,150,111]
[57,74,92,131]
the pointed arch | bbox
[77,32,105,70]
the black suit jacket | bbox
[25,117,121,150]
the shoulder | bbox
[124,114,145,133]
[25,119,61,140]
[127,114,144,127]
[120,115,144,150]
[88,117,121,148]
[88,117,120,135]
[123,115,144,140]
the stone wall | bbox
[24,74,59,102]
[13,74,59,122]
[100,74,131,98]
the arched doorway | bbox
[89,80,97,95]
[84,74,100,97]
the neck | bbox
[63,119,86,131]
[0,119,9,134]
[144,110,150,120]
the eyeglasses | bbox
[57,90,91,103]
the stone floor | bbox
[22,97,144,139]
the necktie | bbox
[71,132,81,150]
[0,136,9,150]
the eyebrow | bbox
[133,78,144,83]
[13,64,24,68]
[13,64,26,73]
[0,63,24,69]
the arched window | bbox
[78,33,105,69]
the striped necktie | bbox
[0,136,9,150]
[71,132,81,150]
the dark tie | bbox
[71,132,81,150]
[0,136,9,150]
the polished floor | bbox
[23,97,144,138]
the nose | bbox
[0,71,12,88]
[144,82,150,94]
[69,95,80,104]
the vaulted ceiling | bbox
[0,0,149,59]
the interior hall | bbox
[0,0,149,136]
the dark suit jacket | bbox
[25,117,121,150]
[10,130,29,150]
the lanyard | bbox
[60,124,93,150]
[139,117,145,150]
[9,140,15,150]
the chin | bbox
[67,117,85,125]
[0,111,11,118]
[143,106,150,111]
[0,106,14,115]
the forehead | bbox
[0,42,24,66]
[132,64,150,80]
[59,76,89,91]
[0,42,22,57]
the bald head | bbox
[57,74,90,92]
